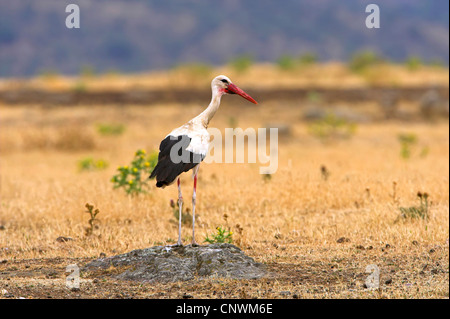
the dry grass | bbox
[0,70,448,298]
[0,97,449,298]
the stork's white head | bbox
[211,75,258,104]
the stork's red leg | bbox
[191,168,199,246]
[176,177,183,246]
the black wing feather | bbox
[149,135,205,188]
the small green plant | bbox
[229,54,254,73]
[72,81,87,93]
[80,65,95,78]
[298,52,318,66]
[111,149,158,195]
[397,133,429,159]
[204,226,233,244]
[405,56,422,71]
[349,50,383,73]
[276,52,317,71]
[39,69,59,80]
[398,192,430,221]
[398,133,417,159]
[277,55,296,71]
[308,113,357,141]
[84,203,100,236]
[96,123,126,136]
[176,63,213,78]
[307,91,322,104]
[78,157,109,171]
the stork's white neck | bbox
[193,86,223,128]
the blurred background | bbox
[0,0,448,76]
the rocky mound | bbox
[83,243,266,283]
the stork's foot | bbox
[191,240,199,247]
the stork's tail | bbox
[149,134,203,188]
[149,167,165,188]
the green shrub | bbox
[78,157,109,171]
[398,133,417,159]
[405,56,422,71]
[72,81,87,93]
[276,52,317,71]
[111,149,158,195]
[397,133,429,160]
[229,54,254,73]
[349,50,383,72]
[277,55,296,71]
[175,63,213,78]
[298,52,318,66]
[96,123,126,136]
[308,113,357,141]
[39,69,59,80]
[80,65,95,78]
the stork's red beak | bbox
[226,83,258,104]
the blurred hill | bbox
[0,0,448,77]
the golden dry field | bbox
[0,64,449,299]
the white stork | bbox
[150,75,258,246]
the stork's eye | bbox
[220,79,229,84]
